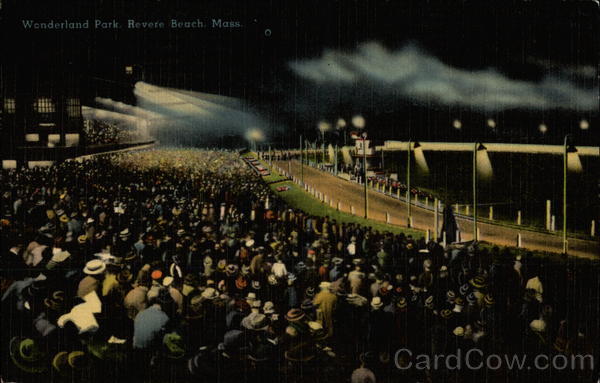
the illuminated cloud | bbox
[290,42,597,111]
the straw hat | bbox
[83,259,106,275]
[285,308,305,322]
[530,319,546,333]
[484,294,495,306]
[396,297,408,309]
[319,281,331,291]
[9,336,48,373]
[201,287,219,300]
[241,313,270,331]
[371,296,383,309]
[163,332,186,359]
[44,291,65,311]
[263,301,275,314]
[52,351,87,374]
[470,275,487,289]
[440,309,453,319]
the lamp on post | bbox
[351,115,367,218]
[473,142,487,242]
[563,134,577,254]
[300,135,304,185]
[406,141,420,228]
[336,118,347,147]
[318,121,331,165]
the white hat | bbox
[530,319,546,333]
[201,287,218,300]
[347,243,356,256]
[245,239,255,248]
[371,296,383,309]
[453,327,465,337]
[246,292,257,301]
[51,248,71,263]
[263,301,275,314]
[83,259,106,275]
[319,281,331,290]
[308,321,323,332]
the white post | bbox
[434,198,439,241]
[591,220,596,237]
[409,216,413,227]
[442,231,447,247]
[551,215,556,231]
[337,201,341,211]
[517,210,522,225]
[456,230,461,243]
[425,229,431,243]
[351,205,356,215]
[477,227,480,240]
[265,197,270,210]
[546,200,551,230]
[489,206,493,220]
[455,203,459,213]
[330,200,335,208]
[517,233,522,248]
[386,212,391,224]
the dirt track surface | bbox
[275,160,599,258]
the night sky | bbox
[2,0,598,146]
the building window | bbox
[65,133,80,147]
[67,98,81,117]
[2,160,17,169]
[34,98,56,114]
[4,98,16,113]
[48,134,61,146]
[25,133,40,142]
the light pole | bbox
[336,118,347,147]
[334,143,338,175]
[563,134,577,254]
[300,135,304,185]
[407,139,412,227]
[473,142,487,242]
[563,135,567,254]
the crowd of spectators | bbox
[1,149,598,383]
[83,120,134,145]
